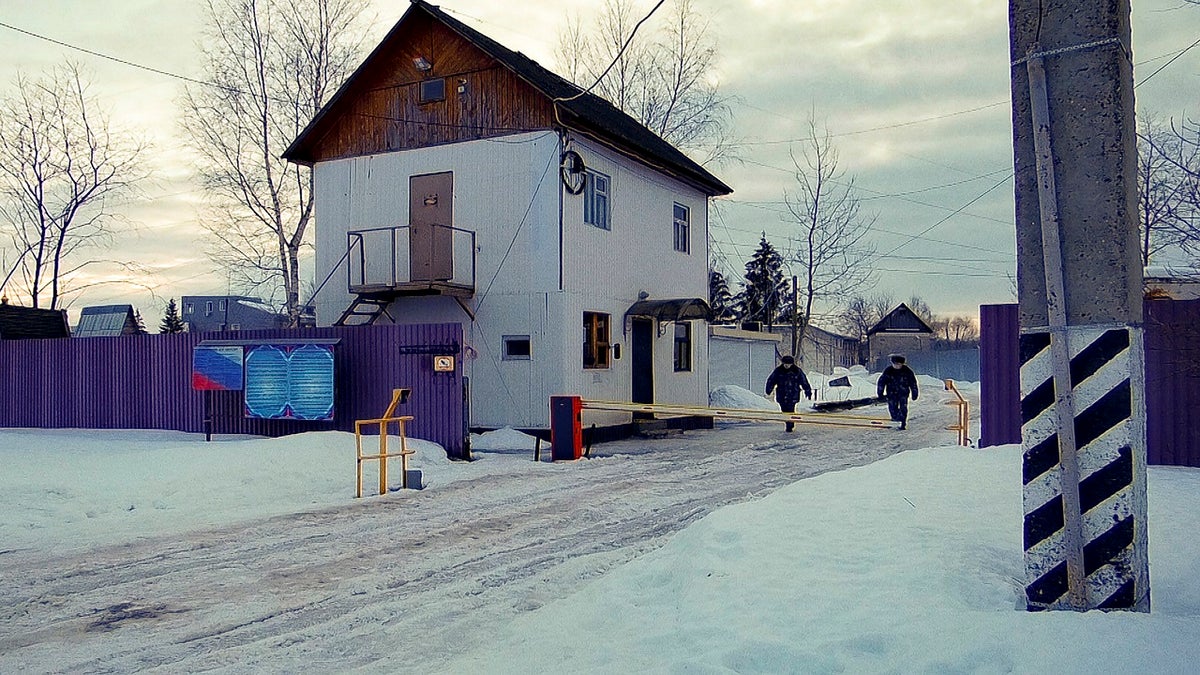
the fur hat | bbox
[781,355,795,365]
[890,354,906,365]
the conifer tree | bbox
[736,234,788,328]
[160,298,186,334]
[708,270,737,323]
[133,310,148,335]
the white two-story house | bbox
[284,0,732,430]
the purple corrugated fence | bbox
[979,303,1022,449]
[978,299,1200,467]
[0,323,467,458]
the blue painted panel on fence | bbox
[192,345,244,391]
[288,344,335,420]
[244,344,335,421]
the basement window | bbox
[419,78,446,104]
[503,335,532,360]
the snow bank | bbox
[709,385,779,410]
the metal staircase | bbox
[334,295,395,326]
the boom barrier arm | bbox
[579,399,892,430]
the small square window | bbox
[503,335,532,360]
[419,78,446,103]
[230,323,241,331]
[584,170,610,230]
[184,303,194,315]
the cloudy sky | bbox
[0,0,1197,326]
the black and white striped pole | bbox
[1009,2,1150,611]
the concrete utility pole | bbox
[1009,1,1150,611]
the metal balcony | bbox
[347,224,476,298]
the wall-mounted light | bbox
[413,56,432,72]
[456,78,467,94]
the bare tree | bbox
[0,63,143,308]
[1136,116,1196,267]
[906,295,935,324]
[783,117,877,356]
[182,0,366,326]
[556,0,734,164]
[837,292,893,342]
[1161,117,1200,268]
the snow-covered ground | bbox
[1,373,1197,673]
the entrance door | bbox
[409,172,454,282]
[631,318,654,410]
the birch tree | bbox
[182,0,365,326]
[783,118,876,356]
[556,0,733,164]
[0,63,143,308]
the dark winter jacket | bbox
[877,364,919,401]
[766,364,813,405]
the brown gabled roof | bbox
[284,0,732,197]
[866,303,935,336]
[0,303,71,340]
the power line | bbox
[0,20,234,94]
[872,172,1014,260]
[1135,34,1200,89]
[731,158,1014,226]
[554,0,668,104]
[731,101,1010,147]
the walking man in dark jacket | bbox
[765,355,812,432]
[877,354,919,429]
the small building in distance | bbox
[866,303,934,367]
[0,297,71,340]
[180,295,309,333]
[73,304,140,337]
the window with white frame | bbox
[584,170,610,230]
[205,301,214,316]
[673,321,692,372]
[673,203,690,253]
[503,335,532,360]
[583,312,611,369]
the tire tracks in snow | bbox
[0,410,950,673]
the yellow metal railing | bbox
[944,379,971,446]
[354,388,414,497]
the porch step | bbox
[634,418,676,438]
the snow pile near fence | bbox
[709,385,780,410]
[470,426,542,453]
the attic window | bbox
[419,78,446,104]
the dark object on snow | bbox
[877,362,919,429]
[828,375,851,387]
[813,396,883,413]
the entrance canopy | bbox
[624,298,712,323]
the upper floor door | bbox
[409,171,454,282]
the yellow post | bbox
[378,419,388,496]
[943,379,970,446]
[353,388,415,497]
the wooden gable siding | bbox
[307,15,555,163]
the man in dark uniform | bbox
[877,354,919,429]
[765,355,812,432]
